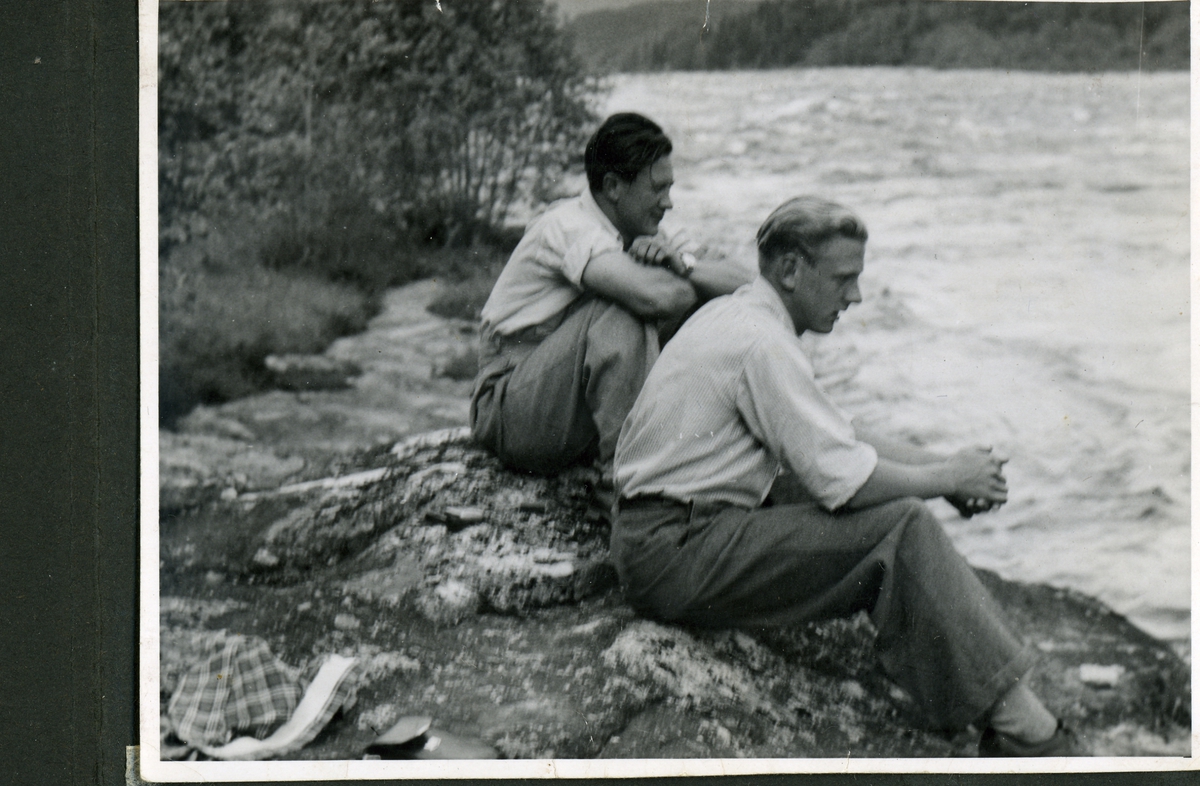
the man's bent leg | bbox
[611,497,1034,730]
[580,302,658,465]
[476,299,655,474]
[865,499,1035,730]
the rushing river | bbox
[603,68,1190,645]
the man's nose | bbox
[660,192,673,210]
[846,282,862,304]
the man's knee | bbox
[884,497,968,569]
[891,496,933,518]
[583,300,656,389]
[870,495,930,521]
[880,496,945,540]
[591,300,649,342]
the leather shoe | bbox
[978,719,1081,757]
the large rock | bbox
[159,429,306,511]
[159,429,1190,760]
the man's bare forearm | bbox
[688,257,754,300]
[843,447,1008,511]
[582,249,698,320]
[844,457,955,509]
[629,237,753,302]
[856,427,945,465]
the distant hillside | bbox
[568,0,1190,72]
[553,0,674,20]
[567,0,759,72]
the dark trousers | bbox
[471,297,657,475]
[609,493,1034,730]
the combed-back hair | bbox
[756,196,868,271]
[584,113,673,193]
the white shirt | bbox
[480,188,691,342]
[615,276,878,511]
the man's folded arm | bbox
[687,256,755,301]
[632,231,754,302]
[581,249,698,320]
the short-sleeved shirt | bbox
[614,276,878,512]
[480,188,691,343]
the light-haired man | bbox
[611,196,1076,757]
[471,113,749,478]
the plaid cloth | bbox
[167,635,304,748]
[198,654,361,761]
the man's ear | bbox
[600,172,627,204]
[775,252,802,292]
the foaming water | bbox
[606,68,1190,643]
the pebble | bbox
[1079,663,1125,687]
[840,680,867,700]
[415,580,480,625]
[335,613,362,631]
[526,560,574,579]
[444,506,486,525]
[252,548,280,567]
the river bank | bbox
[160,279,475,506]
[155,277,1190,762]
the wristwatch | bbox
[676,251,697,278]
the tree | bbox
[159,0,599,255]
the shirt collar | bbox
[742,275,798,335]
[580,187,623,244]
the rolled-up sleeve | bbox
[736,337,877,510]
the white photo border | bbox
[138,0,1199,779]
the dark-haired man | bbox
[471,112,750,478]
[611,196,1077,757]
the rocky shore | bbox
[156,281,1190,761]
[160,426,1189,760]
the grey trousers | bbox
[470,297,657,475]
[609,492,1035,730]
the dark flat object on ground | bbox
[979,720,1081,757]
[366,716,498,760]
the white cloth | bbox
[480,187,692,342]
[615,276,877,511]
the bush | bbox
[910,22,1006,69]
[159,238,377,426]
[426,264,503,323]
[159,0,598,257]
[157,0,594,422]
[158,223,518,423]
